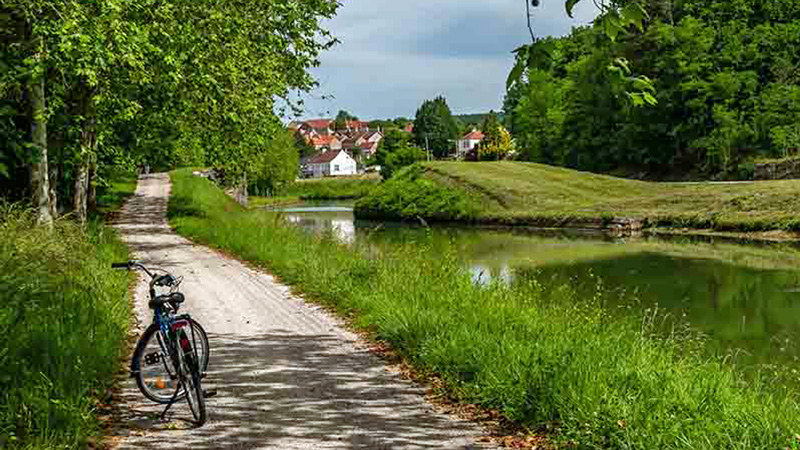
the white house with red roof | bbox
[457,130,484,158]
[306,150,357,178]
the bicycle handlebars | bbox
[112,261,179,288]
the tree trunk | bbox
[29,42,53,226]
[87,152,97,212]
[73,84,96,225]
[48,162,58,216]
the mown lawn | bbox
[169,168,800,449]
[357,162,800,231]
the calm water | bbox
[274,202,800,378]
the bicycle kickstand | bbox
[159,383,182,422]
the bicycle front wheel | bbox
[178,329,206,425]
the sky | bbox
[296,0,598,121]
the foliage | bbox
[381,146,427,180]
[506,2,800,179]
[370,127,416,178]
[248,128,299,197]
[171,169,800,450]
[334,110,358,131]
[475,111,514,161]
[0,0,339,210]
[0,208,129,449]
[412,96,459,158]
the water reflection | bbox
[274,201,800,377]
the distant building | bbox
[457,130,483,159]
[342,120,371,133]
[310,135,342,152]
[404,123,414,133]
[299,119,334,136]
[306,150,358,178]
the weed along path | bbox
[111,173,493,449]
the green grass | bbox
[95,173,138,217]
[355,162,800,231]
[169,168,800,449]
[0,207,130,449]
[252,175,380,206]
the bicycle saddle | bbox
[149,292,186,310]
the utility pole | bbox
[425,135,431,161]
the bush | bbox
[354,164,480,221]
[0,207,129,449]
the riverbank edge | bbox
[168,169,800,450]
[354,164,800,236]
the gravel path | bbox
[111,173,492,449]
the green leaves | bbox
[565,0,581,18]
[621,3,647,32]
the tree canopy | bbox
[412,96,458,158]
[506,0,800,179]
[0,0,338,220]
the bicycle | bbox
[113,261,211,425]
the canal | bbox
[275,201,800,382]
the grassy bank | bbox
[0,209,130,449]
[355,162,800,232]
[169,168,800,449]
[251,175,380,207]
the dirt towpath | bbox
[111,173,493,449]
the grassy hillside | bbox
[169,169,800,449]
[355,162,800,232]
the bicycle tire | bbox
[131,319,209,404]
[178,329,206,425]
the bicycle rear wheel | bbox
[131,320,209,404]
[178,329,206,425]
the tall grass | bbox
[0,207,130,449]
[170,168,800,449]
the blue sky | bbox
[297,0,598,120]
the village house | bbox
[457,130,483,159]
[310,135,342,152]
[306,149,358,178]
[295,119,334,137]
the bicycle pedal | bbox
[204,389,217,398]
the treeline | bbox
[505,0,800,180]
[0,0,338,222]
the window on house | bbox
[334,164,340,172]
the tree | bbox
[335,110,358,130]
[477,111,514,161]
[506,0,800,179]
[372,128,411,170]
[413,96,458,158]
[0,0,341,221]
[249,128,299,196]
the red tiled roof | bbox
[308,150,345,164]
[463,130,484,140]
[404,123,414,133]
[311,135,338,146]
[345,120,370,129]
[305,119,333,129]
